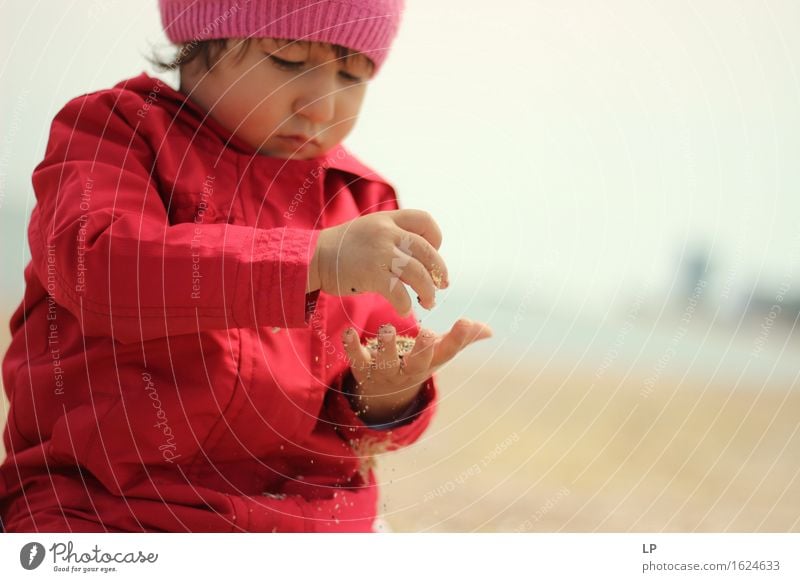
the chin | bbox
[259,144,331,160]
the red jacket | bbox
[0,72,437,532]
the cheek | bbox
[224,77,288,136]
[222,61,279,106]
[332,91,366,133]
[331,116,356,139]
[238,107,283,144]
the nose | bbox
[292,78,336,125]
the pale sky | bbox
[2,0,799,322]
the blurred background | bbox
[1,0,798,531]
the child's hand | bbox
[309,209,449,316]
[341,318,492,424]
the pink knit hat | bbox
[158,0,405,75]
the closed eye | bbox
[269,55,304,71]
[338,71,362,83]
[269,55,363,83]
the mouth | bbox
[277,134,320,148]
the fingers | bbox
[404,328,436,374]
[391,256,437,310]
[430,318,493,369]
[342,327,372,382]
[392,209,443,251]
[400,232,449,290]
[343,320,491,398]
[385,229,449,312]
[374,324,399,372]
[380,249,445,315]
[385,273,413,317]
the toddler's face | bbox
[180,37,373,159]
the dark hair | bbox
[148,37,374,75]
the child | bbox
[0,0,492,532]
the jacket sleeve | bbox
[29,91,319,345]
[325,371,437,452]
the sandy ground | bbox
[374,351,800,532]
[1,323,798,532]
